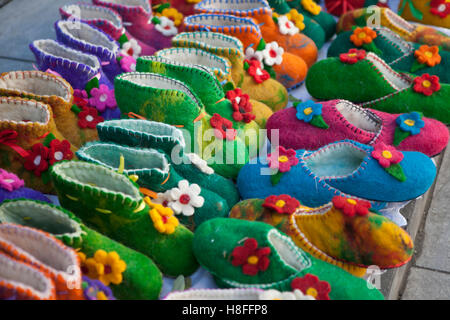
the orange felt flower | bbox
[414,45,441,67]
[350,27,377,47]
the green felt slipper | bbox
[114,72,250,179]
[193,218,384,300]
[306,52,450,124]
[327,26,450,83]
[0,199,163,300]
[76,141,230,231]
[96,119,240,208]
[50,160,198,277]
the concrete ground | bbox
[0,0,449,300]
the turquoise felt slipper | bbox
[193,218,384,300]
[306,52,450,124]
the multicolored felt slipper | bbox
[397,0,450,29]
[328,26,450,83]
[0,169,50,204]
[50,161,198,277]
[266,99,449,157]
[0,199,163,300]
[305,52,450,124]
[237,140,436,205]
[171,32,289,112]
[229,194,414,276]
[193,218,384,299]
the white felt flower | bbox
[259,289,315,300]
[262,42,284,66]
[168,180,204,216]
[186,153,214,175]
[277,15,299,36]
[152,190,172,207]
[154,16,178,37]
[245,46,264,66]
[120,38,141,60]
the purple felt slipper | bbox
[0,169,50,204]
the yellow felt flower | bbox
[146,197,179,235]
[301,0,321,15]
[186,0,202,3]
[78,251,104,280]
[90,250,127,286]
[156,7,183,26]
[287,9,305,31]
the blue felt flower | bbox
[396,112,425,135]
[295,100,323,123]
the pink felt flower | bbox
[118,54,136,73]
[88,85,117,112]
[371,143,404,168]
[0,169,24,192]
[268,146,299,172]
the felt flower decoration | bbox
[261,42,284,67]
[413,74,441,96]
[260,289,315,300]
[120,38,141,60]
[244,59,270,84]
[148,199,180,235]
[295,100,329,129]
[186,0,202,3]
[226,88,255,124]
[276,15,299,36]
[291,274,331,300]
[152,190,172,208]
[376,0,389,7]
[77,107,104,129]
[210,113,237,141]
[73,89,90,109]
[350,27,381,55]
[412,45,441,72]
[79,252,102,280]
[49,139,73,165]
[332,196,371,217]
[262,195,300,215]
[85,250,127,286]
[24,143,49,177]
[287,9,305,31]
[0,169,24,192]
[186,153,214,175]
[372,143,406,181]
[118,54,136,73]
[394,112,425,146]
[89,85,117,112]
[156,7,184,27]
[168,180,205,217]
[82,276,116,301]
[339,48,366,64]
[245,46,264,66]
[153,16,178,37]
[231,238,271,276]
[301,0,321,15]
[430,0,450,18]
[268,146,299,173]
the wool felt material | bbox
[0,71,99,148]
[59,3,156,56]
[194,0,319,67]
[171,32,289,111]
[183,13,308,89]
[153,0,197,16]
[0,97,77,194]
[76,142,230,231]
[0,199,163,300]
[266,99,449,157]
[398,0,450,29]
[0,251,56,300]
[324,0,389,17]
[96,119,240,208]
[327,27,450,83]
[237,140,436,204]
[193,218,384,299]
[337,8,450,51]
[229,198,414,275]
[114,72,249,179]
[0,223,84,300]
[0,169,50,204]
[305,52,450,124]
[50,161,198,277]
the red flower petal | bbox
[242,264,259,276]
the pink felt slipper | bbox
[267,99,449,157]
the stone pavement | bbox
[0,0,449,300]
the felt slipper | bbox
[0,223,84,300]
[76,141,230,231]
[194,0,318,67]
[337,8,450,51]
[96,119,240,208]
[237,140,436,205]
[398,0,450,29]
[0,71,100,148]
[0,97,77,194]
[0,169,50,204]
[59,3,156,56]
[171,32,289,112]
[229,195,414,276]
[114,72,249,179]
[153,0,197,16]
[0,251,56,300]
[306,52,450,124]
[0,199,163,300]
[324,0,389,17]
[183,14,308,89]
[193,218,384,300]
[328,26,450,83]
[266,99,449,157]
[50,161,198,277]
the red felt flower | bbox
[268,146,299,172]
[371,142,404,168]
[226,88,255,124]
[49,139,73,165]
[231,238,271,276]
[332,196,371,217]
[339,48,366,64]
[245,59,270,83]
[78,107,104,129]
[413,74,441,96]
[24,143,49,176]
[430,0,450,18]
[210,113,237,141]
[291,274,331,300]
[73,89,90,109]
[262,195,300,214]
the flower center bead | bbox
[346,199,357,205]
[422,80,431,88]
[303,107,313,115]
[306,287,318,298]
[247,255,259,265]
[127,48,134,56]
[438,4,446,12]
[81,266,89,274]
[235,97,241,105]
[256,68,264,76]
[99,94,108,102]
[3,179,14,184]
[33,155,41,166]
[162,215,168,224]
[104,265,112,275]
[269,49,277,58]
[358,32,366,39]
[404,119,415,126]
[179,194,191,205]
[425,51,433,58]
[278,155,289,163]
[86,115,94,122]
[164,25,171,30]
[382,150,392,159]
[54,151,63,161]
[285,22,291,28]
[275,200,286,208]
[348,53,357,57]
